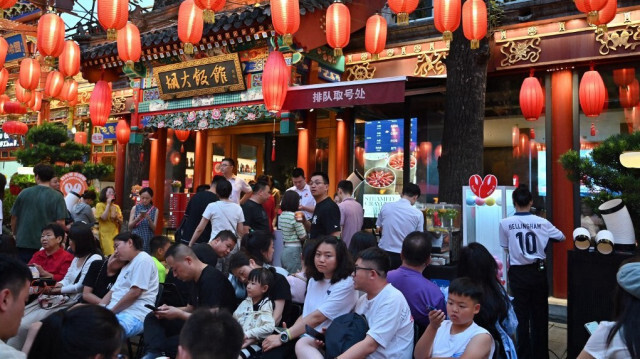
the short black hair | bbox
[348,231,378,260]
[139,187,154,197]
[99,186,115,203]
[356,247,391,277]
[252,180,269,194]
[179,309,244,359]
[215,179,232,199]
[0,234,17,256]
[196,184,210,192]
[82,190,97,201]
[337,180,353,195]
[150,236,171,255]
[449,277,483,304]
[401,231,432,267]
[281,190,300,212]
[292,167,305,179]
[248,267,274,289]
[512,184,533,207]
[306,236,354,284]
[0,254,32,296]
[114,232,144,251]
[165,243,197,261]
[221,157,236,168]
[68,222,99,258]
[42,222,65,239]
[213,230,238,244]
[34,163,55,182]
[211,175,226,188]
[241,230,273,266]
[401,183,421,198]
[229,251,251,271]
[310,171,330,185]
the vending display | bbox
[168,192,191,228]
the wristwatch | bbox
[280,329,290,343]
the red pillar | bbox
[194,130,207,188]
[149,129,167,235]
[115,142,126,207]
[297,129,309,175]
[336,119,347,181]
[551,70,574,298]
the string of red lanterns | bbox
[326,1,351,57]
[271,0,300,46]
[178,0,203,55]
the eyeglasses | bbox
[309,181,325,186]
[353,266,381,276]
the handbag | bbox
[37,256,93,310]
[175,213,189,243]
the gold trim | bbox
[596,23,640,55]
[559,22,566,32]
[344,62,376,81]
[500,37,542,67]
[346,42,449,66]
[413,52,446,77]
[496,20,640,43]
[528,26,538,36]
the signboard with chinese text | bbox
[91,133,104,144]
[60,172,87,197]
[0,131,19,148]
[4,34,27,62]
[153,53,246,100]
[96,122,117,140]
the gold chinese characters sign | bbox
[153,53,246,100]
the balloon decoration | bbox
[178,0,203,55]
[116,119,130,145]
[462,0,487,49]
[37,13,65,65]
[44,71,65,98]
[97,0,128,40]
[90,81,112,127]
[387,0,419,25]
[262,51,290,113]
[579,66,606,118]
[591,0,617,32]
[59,41,81,78]
[174,129,190,152]
[194,0,225,24]
[117,23,142,68]
[19,58,40,92]
[271,0,299,45]
[434,0,461,42]
[468,174,498,199]
[325,1,351,57]
[365,14,387,60]
[0,37,7,68]
[519,71,544,121]
[619,79,639,109]
[0,67,7,95]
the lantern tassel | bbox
[443,31,453,42]
[107,28,117,41]
[271,138,276,162]
[597,24,608,34]
[371,53,379,61]
[397,12,409,25]
[125,60,134,69]
[333,48,343,57]
[203,9,215,24]
[282,33,293,46]
[587,11,599,25]
[184,43,194,54]
[470,39,479,49]
[44,56,55,67]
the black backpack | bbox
[324,312,369,359]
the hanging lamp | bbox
[462,0,487,49]
[194,0,225,24]
[116,119,131,144]
[117,23,142,68]
[0,67,8,95]
[365,14,387,60]
[18,58,40,93]
[59,41,81,78]
[37,12,65,66]
[519,70,545,121]
[262,51,290,113]
[271,0,300,46]
[97,0,128,40]
[579,65,606,118]
[90,80,112,127]
[326,1,350,57]
[178,0,203,55]
[174,129,190,152]
[434,0,461,42]
[387,0,419,25]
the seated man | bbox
[387,231,446,330]
[100,232,159,338]
[178,309,244,359]
[142,244,237,359]
[191,230,237,267]
[338,247,414,359]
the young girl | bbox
[233,268,276,359]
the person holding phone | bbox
[96,187,123,256]
[129,187,158,254]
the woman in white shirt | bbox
[261,236,358,359]
[578,259,640,359]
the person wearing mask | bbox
[72,190,97,225]
[221,157,253,205]
[299,172,340,240]
[95,186,123,256]
[287,168,315,220]
[499,184,565,359]
[336,180,363,248]
[129,187,159,253]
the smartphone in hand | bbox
[145,304,159,311]
[584,321,599,335]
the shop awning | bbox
[282,76,408,111]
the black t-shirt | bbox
[189,265,237,312]
[268,269,293,326]
[242,200,269,232]
[192,243,218,267]
[81,259,119,301]
[182,191,219,244]
[309,197,341,239]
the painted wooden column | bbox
[194,130,207,189]
[551,70,574,298]
[115,140,126,207]
[297,128,309,175]
[149,128,167,235]
[336,118,347,181]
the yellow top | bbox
[95,202,123,256]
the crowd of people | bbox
[0,161,638,359]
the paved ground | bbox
[549,296,568,359]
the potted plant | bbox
[171,180,182,193]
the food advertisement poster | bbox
[363,118,417,217]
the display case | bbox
[462,186,515,286]
[422,203,461,263]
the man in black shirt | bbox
[241,181,271,233]
[81,255,126,304]
[178,176,226,245]
[301,172,341,239]
[141,244,236,359]
[191,230,237,267]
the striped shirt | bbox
[278,211,306,243]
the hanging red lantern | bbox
[574,0,608,24]
[74,131,88,144]
[271,0,299,45]
[169,151,181,166]
[619,79,640,109]
[14,81,31,104]
[37,13,65,65]
[462,0,487,49]
[0,94,8,114]
[0,37,7,69]
[29,91,42,111]
[59,41,81,78]
[325,1,350,57]
[0,67,7,95]
[519,71,544,121]
[90,80,112,127]
[117,23,141,68]
[388,0,419,25]
[590,122,596,136]
[613,68,635,87]
[116,119,130,144]
[579,66,606,118]
[97,0,128,40]
[529,128,536,140]
[44,71,65,98]
[3,102,27,114]
[511,126,519,147]
[0,0,17,16]
[262,51,290,113]
[434,0,461,42]
[194,0,225,24]
[19,58,40,92]
[178,0,203,55]
[592,0,617,32]
[174,129,190,152]
[3,120,27,135]
[60,78,78,104]
[365,14,387,60]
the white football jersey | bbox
[499,213,565,266]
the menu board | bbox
[362,118,417,217]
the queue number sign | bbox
[153,53,246,100]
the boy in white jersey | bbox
[498,184,565,359]
[414,277,494,359]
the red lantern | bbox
[44,71,65,98]
[3,120,27,135]
[0,37,7,69]
[14,81,31,104]
[0,0,17,14]
[512,174,519,187]
[29,91,42,111]
[418,141,433,166]
[178,0,203,55]
[388,0,419,25]
[97,0,128,40]
[592,0,617,32]
[169,151,181,166]
[74,131,88,144]
[116,119,130,144]
[60,79,78,104]
[590,122,596,136]
[3,103,27,115]
[434,0,461,42]
[0,67,7,95]
[579,67,606,118]
[519,71,544,121]
[90,81,112,127]
[326,1,350,57]
[117,23,141,68]
[194,0,225,24]
[619,79,640,109]
[613,68,635,87]
[462,0,487,49]
[174,129,190,152]
[574,0,608,24]
[365,14,387,59]
[37,13,65,65]
[271,0,299,45]
[59,41,81,78]
[0,94,8,114]
[19,58,40,92]
[262,51,290,113]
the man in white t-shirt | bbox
[287,168,315,220]
[101,232,159,338]
[221,157,252,205]
[338,247,414,359]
